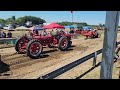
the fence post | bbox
[100,11,119,79]
[93,51,97,67]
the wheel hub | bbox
[30,42,42,56]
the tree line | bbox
[57,21,88,26]
[0,16,46,27]
[0,16,108,28]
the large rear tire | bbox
[26,40,43,59]
[58,36,69,51]
[15,37,29,53]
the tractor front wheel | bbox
[26,40,43,59]
[58,36,69,51]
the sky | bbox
[0,11,107,25]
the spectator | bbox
[54,29,61,40]
[69,29,74,34]
[7,31,12,38]
[2,31,6,38]
[42,29,47,36]
[55,29,60,35]
[113,41,120,69]
[60,29,65,34]
[50,30,55,36]
[33,30,39,35]
[35,30,39,35]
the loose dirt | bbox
[0,31,120,79]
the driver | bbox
[33,29,39,35]
[50,29,55,36]
[60,29,65,34]
[42,29,47,36]
[53,29,61,40]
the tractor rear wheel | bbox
[15,37,29,53]
[58,36,69,51]
[26,40,43,59]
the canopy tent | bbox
[15,26,29,30]
[43,23,65,29]
[29,26,44,31]
[83,26,93,30]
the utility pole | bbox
[72,13,73,23]
[71,11,73,23]
[100,11,119,79]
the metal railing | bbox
[0,38,17,42]
[38,49,102,79]
[0,38,17,48]
[38,41,120,79]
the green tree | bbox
[16,16,46,25]
[57,21,74,26]
[99,23,103,28]
[5,18,13,24]
[57,21,88,27]
[0,19,5,24]
[12,16,15,21]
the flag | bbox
[71,11,73,13]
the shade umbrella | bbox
[43,23,65,29]
[83,26,93,30]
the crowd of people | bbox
[31,28,68,37]
[0,29,12,38]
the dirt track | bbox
[0,31,120,79]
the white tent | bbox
[15,26,29,30]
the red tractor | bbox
[75,27,101,38]
[15,31,72,59]
[81,30,101,38]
